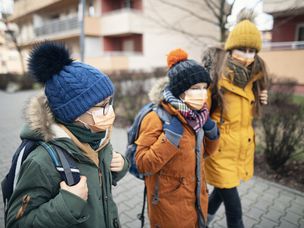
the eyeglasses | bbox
[94,97,113,115]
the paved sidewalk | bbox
[0,90,303,228]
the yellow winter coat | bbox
[205,68,262,188]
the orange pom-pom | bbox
[167,48,188,68]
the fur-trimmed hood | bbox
[21,91,68,142]
[148,77,169,104]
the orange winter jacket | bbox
[135,101,219,228]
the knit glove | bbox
[163,116,184,147]
[203,117,219,140]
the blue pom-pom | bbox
[28,41,73,83]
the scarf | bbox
[57,119,106,150]
[163,88,209,133]
[226,56,253,89]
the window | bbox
[122,39,134,52]
[297,25,304,41]
[124,0,132,9]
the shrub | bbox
[260,80,304,170]
[111,69,166,127]
[0,73,35,91]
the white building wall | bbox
[127,0,220,70]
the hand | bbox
[259,90,268,105]
[111,152,125,172]
[203,117,215,131]
[163,116,184,147]
[60,176,88,201]
[203,117,219,140]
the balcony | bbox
[9,0,61,21]
[34,16,80,38]
[263,41,304,50]
[32,16,101,40]
[101,9,143,36]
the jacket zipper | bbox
[98,167,102,188]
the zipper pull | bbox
[98,168,102,188]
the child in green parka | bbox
[5,41,129,228]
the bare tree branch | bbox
[146,14,218,42]
[2,16,25,75]
[209,0,221,10]
[157,0,219,26]
[203,0,220,19]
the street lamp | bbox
[79,0,86,62]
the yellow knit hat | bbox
[225,9,262,52]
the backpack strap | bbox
[137,186,147,228]
[39,142,80,186]
[129,103,156,144]
[1,139,39,211]
[154,105,172,124]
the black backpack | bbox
[125,102,176,228]
[1,139,80,220]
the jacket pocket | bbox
[158,174,184,197]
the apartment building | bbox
[0,25,22,74]
[261,0,304,86]
[8,0,219,73]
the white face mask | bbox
[181,88,208,110]
[232,49,255,67]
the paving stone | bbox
[246,191,260,202]
[247,207,266,220]
[287,203,304,216]
[253,217,278,228]
[294,195,304,208]
[242,197,256,209]
[253,200,270,212]
[281,211,303,226]
[270,201,290,212]
[262,209,284,223]
[252,181,270,193]
[119,212,134,224]
[278,220,299,228]
[125,219,149,228]
[260,191,279,203]
[276,192,295,204]
[243,216,259,228]
[211,217,226,228]
[298,218,304,227]
[117,202,132,213]
[265,186,282,195]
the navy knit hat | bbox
[28,41,114,123]
[167,49,211,97]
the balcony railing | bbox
[34,16,80,37]
[101,9,143,36]
[263,41,304,50]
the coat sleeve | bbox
[111,153,129,185]
[135,111,179,175]
[204,137,219,156]
[6,156,89,228]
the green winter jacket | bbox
[6,93,128,228]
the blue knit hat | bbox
[28,41,114,123]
